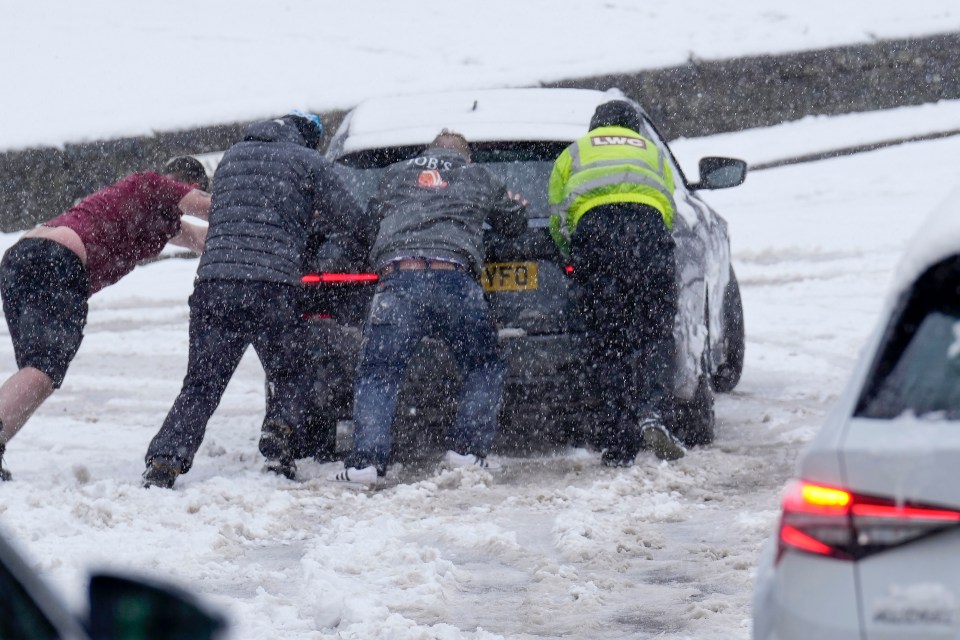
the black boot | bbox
[259,422,297,480]
[142,456,181,489]
[0,443,11,481]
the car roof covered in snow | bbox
[333,87,635,153]
[891,183,960,293]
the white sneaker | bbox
[328,465,379,487]
[442,450,502,472]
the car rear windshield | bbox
[856,255,960,419]
[334,142,569,218]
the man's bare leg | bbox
[0,367,55,445]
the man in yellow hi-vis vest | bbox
[549,100,685,465]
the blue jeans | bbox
[346,270,506,470]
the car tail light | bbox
[302,273,378,285]
[776,480,960,563]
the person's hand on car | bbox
[508,191,529,207]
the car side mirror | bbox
[87,573,228,640]
[690,157,747,190]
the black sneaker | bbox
[260,422,297,480]
[143,458,180,489]
[0,443,11,482]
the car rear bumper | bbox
[753,543,862,640]
[304,319,587,439]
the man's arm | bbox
[488,183,527,238]
[547,147,572,212]
[177,189,211,221]
[360,193,388,250]
[547,146,574,256]
[168,220,208,253]
[312,161,377,260]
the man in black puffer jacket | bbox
[143,112,366,489]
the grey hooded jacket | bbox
[367,147,527,275]
[197,118,365,285]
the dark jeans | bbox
[345,270,506,470]
[570,203,678,458]
[146,280,312,473]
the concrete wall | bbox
[0,124,247,232]
[548,32,960,141]
[1,32,957,232]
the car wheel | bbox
[711,266,745,393]
[298,409,338,461]
[671,295,716,447]
[672,364,716,447]
[264,379,342,461]
[391,340,458,463]
[498,396,583,455]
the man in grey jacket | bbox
[143,111,366,489]
[331,130,527,487]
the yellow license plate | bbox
[481,262,538,292]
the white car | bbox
[753,187,960,639]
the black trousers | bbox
[146,280,312,473]
[570,203,678,458]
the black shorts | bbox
[0,238,89,388]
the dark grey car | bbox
[289,88,746,462]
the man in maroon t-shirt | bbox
[0,158,211,480]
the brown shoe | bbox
[142,457,180,489]
[260,422,297,480]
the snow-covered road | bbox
[2,101,960,638]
